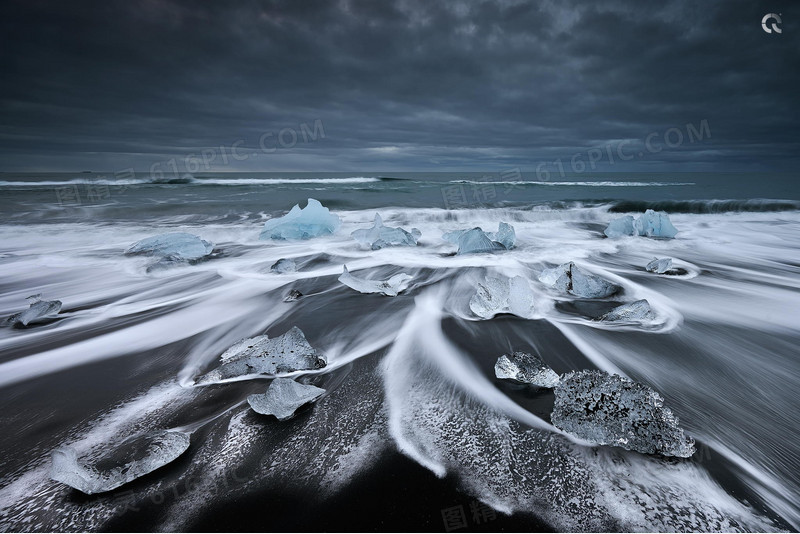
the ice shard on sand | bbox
[604,210,678,239]
[469,275,536,319]
[538,262,621,298]
[351,213,420,249]
[5,294,62,327]
[125,232,213,261]
[442,222,516,254]
[247,378,326,421]
[494,351,559,388]
[338,265,412,297]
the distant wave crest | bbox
[609,199,800,214]
[450,180,695,187]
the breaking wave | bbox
[609,198,800,213]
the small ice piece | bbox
[5,294,62,327]
[538,262,620,299]
[284,289,303,302]
[469,275,535,319]
[247,377,326,421]
[338,265,412,297]
[646,257,673,274]
[494,351,560,388]
[351,213,420,250]
[604,215,636,238]
[271,258,297,273]
[551,370,695,457]
[443,223,516,254]
[50,430,191,494]
[125,232,213,261]
[259,198,341,240]
[598,299,656,323]
[635,209,679,238]
[196,326,326,384]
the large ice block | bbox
[538,262,621,298]
[259,198,341,240]
[338,265,412,297]
[196,326,326,384]
[551,370,695,457]
[494,351,559,387]
[351,213,420,249]
[469,275,536,319]
[5,294,62,327]
[125,232,213,261]
[50,430,191,494]
[247,377,326,420]
[442,223,516,254]
[604,210,678,239]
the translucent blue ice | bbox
[260,198,341,240]
[351,213,420,249]
[125,232,213,261]
[442,222,515,254]
[605,210,678,239]
[538,262,620,298]
[5,294,62,327]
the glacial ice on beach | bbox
[442,222,516,254]
[247,378,326,421]
[125,232,213,261]
[351,214,421,249]
[538,262,621,299]
[196,326,326,384]
[271,258,297,273]
[283,289,302,302]
[604,210,678,239]
[494,351,559,388]
[646,257,673,274]
[469,275,536,319]
[5,294,62,327]
[598,299,656,323]
[50,430,191,494]
[259,198,341,240]
[551,370,695,457]
[338,265,412,297]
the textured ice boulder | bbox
[469,275,536,319]
[646,257,673,274]
[351,214,421,250]
[551,370,695,457]
[247,378,326,420]
[442,223,516,254]
[538,262,621,299]
[605,210,678,239]
[635,209,679,238]
[125,232,213,261]
[51,430,191,494]
[271,258,297,273]
[494,351,559,388]
[5,294,62,327]
[260,198,341,240]
[196,326,326,384]
[603,215,636,238]
[598,299,656,323]
[338,265,412,297]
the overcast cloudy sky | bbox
[1,0,797,172]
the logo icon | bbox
[762,13,782,34]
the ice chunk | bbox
[5,294,62,327]
[247,377,326,421]
[604,211,678,239]
[538,262,621,299]
[50,430,191,494]
[443,223,516,254]
[635,209,679,238]
[338,265,412,297]
[598,299,656,323]
[603,215,636,238]
[486,222,516,250]
[551,370,695,457]
[469,275,535,319]
[646,257,673,274]
[271,258,297,273]
[196,326,326,384]
[283,289,302,302]
[351,213,420,249]
[494,351,560,388]
[125,232,213,261]
[259,198,341,240]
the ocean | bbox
[0,172,799,531]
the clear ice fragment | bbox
[646,257,673,274]
[125,232,213,261]
[598,299,656,323]
[271,258,297,273]
[469,275,535,319]
[338,265,412,297]
[494,351,560,388]
[538,262,621,298]
[351,213,420,249]
[5,294,62,327]
[247,377,326,421]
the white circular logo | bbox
[762,13,782,34]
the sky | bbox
[0,0,798,173]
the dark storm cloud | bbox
[0,0,798,172]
